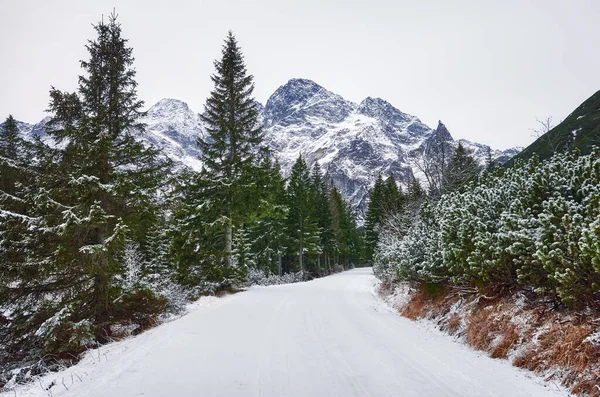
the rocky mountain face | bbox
[15,78,521,217]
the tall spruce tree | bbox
[312,162,333,275]
[364,174,384,262]
[197,31,264,267]
[405,175,426,219]
[36,11,170,346]
[0,115,33,309]
[329,184,362,269]
[0,115,20,196]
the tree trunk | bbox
[299,216,304,273]
[317,254,321,276]
[278,253,282,276]
[225,222,233,266]
[299,238,303,273]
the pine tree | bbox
[0,120,72,363]
[312,162,333,275]
[364,174,384,262]
[248,156,289,276]
[194,31,265,280]
[0,115,34,309]
[381,174,406,217]
[446,142,479,192]
[329,185,362,269]
[406,175,426,218]
[286,156,320,274]
[33,11,170,347]
[0,115,21,197]
[169,170,224,286]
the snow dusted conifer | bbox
[312,162,333,275]
[0,115,35,307]
[248,156,289,276]
[329,184,362,270]
[286,156,320,274]
[32,11,171,347]
[381,175,406,217]
[196,31,265,270]
[445,142,479,193]
[364,174,384,262]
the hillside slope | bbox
[514,89,600,162]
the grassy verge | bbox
[379,282,600,396]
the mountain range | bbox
[14,78,521,216]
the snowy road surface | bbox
[10,268,568,397]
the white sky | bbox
[2,0,599,150]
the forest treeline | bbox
[0,13,363,375]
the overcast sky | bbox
[2,0,599,150]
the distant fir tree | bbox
[248,156,289,276]
[329,184,362,269]
[446,142,479,192]
[312,162,333,275]
[364,174,385,262]
[0,115,20,194]
[407,176,426,201]
[484,146,494,171]
[381,175,406,217]
[405,175,426,218]
[10,11,172,357]
[286,156,320,274]
[174,31,265,287]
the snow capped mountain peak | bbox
[143,98,202,140]
[432,120,453,142]
[264,78,355,128]
[146,98,193,118]
[140,98,204,170]
[14,78,521,218]
[358,97,408,123]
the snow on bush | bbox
[374,150,600,307]
[245,268,306,286]
[120,242,188,315]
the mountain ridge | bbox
[512,89,600,163]
[13,78,521,216]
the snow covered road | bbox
[10,268,568,397]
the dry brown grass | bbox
[400,289,428,320]
[466,307,496,350]
[514,321,600,395]
[491,323,520,359]
[386,283,600,396]
[572,376,600,397]
[399,284,456,320]
[445,314,462,335]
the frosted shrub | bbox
[245,268,305,286]
[373,150,600,307]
